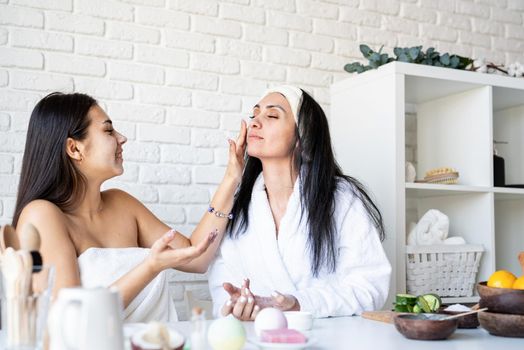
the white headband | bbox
[263,85,303,124]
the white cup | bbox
[284,311,313,332]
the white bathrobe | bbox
[78,247,178,323]
[208,174,392,318]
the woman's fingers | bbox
[251,304,261,320]
[151,230,176,253]
[232,295,248,319]
[241,295,255,320]
[161,230,217,268]
[228,138,237,159]
[236,120,247,150]
[223,282,241,298]
[271,291,296,310]
[221,299,234,317]
[183,229,218,257]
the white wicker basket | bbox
[405,244,484,297]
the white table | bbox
[126,316,522,350]
[2,316,523,349]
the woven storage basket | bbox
[406,244,484,297]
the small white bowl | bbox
[284,311,313,332]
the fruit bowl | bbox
[393,314,458,340]
[439,309,479,329]
[478,311,524,338]
[477,282,524,315]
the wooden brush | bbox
[19,223,43,272]
[1,224,20,253]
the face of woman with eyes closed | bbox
[72,105,127,182]
[247,92,297,161]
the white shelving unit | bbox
[330,62,524,307]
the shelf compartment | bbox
[494,198,524,276]
[493,98,524,187]
[405,192,494,286]
[416,86,492,187]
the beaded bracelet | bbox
[208,206,234,219]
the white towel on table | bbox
[78,247,178,323]
[407,209,449,246]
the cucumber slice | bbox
[395,294,417,306]
[394,304,410,312]
[420,293,442,312]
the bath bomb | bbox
[260,329,307,344]
[254,308,288,337]
[207,315,246,350]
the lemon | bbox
[487,270,517,289]
[513,276,524,290]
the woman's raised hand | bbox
[145,229,218,274]
[225,120,247,184]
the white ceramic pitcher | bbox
[48,287,124,350]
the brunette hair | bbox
[12,92,97,226]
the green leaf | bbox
[393,47,403,57]
[440,53,450,66]
[344,63,364,73]
[369,59,380,68]
[450,55,460,68]
[398,53,410,62]
[360,44,372,57]
[409,47,420,60]
[369,52,381,62]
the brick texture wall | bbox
[1,0,523,320]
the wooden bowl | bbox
[393,314,458,340]
[477,281,524,315]
[440,310,479,329]
[478,311,524,338]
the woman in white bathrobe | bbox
[208,86,392,320]
[11,92,246,322]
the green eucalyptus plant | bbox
[344,45,474,74]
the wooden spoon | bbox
[441,307,488,321]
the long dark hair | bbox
[12,92,97,227]
[227,90,385,276]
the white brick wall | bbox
[1,0,523,320]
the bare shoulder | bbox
[17,199,73,250]
[102,188,142,207]
[18,199,67,224]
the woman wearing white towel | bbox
[208,86,392,320]
[12,92,246,322]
